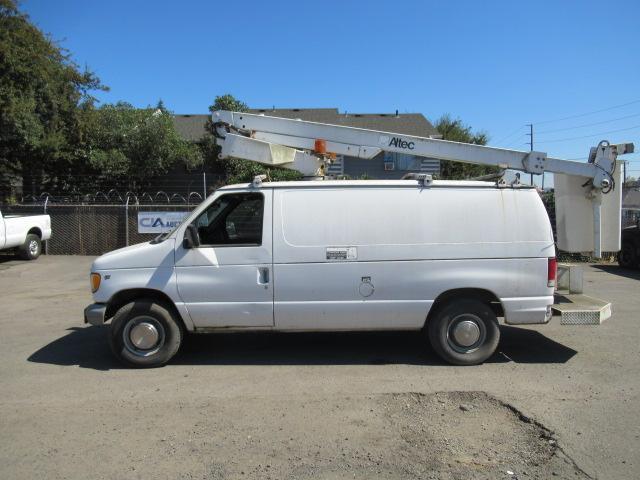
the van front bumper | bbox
[502,296,554,325]
[84,303,107,326]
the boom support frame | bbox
[212,110,634,257]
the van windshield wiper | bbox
[151,230,173,244]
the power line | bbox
[503,134,528,149]
[536,112,640,134]
[533,99,640,125]
[493,125,526,145]
[534,124,640,144]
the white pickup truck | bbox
[0,209,51,260]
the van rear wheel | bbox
[108,299,183,368]
[618,241,637,268]
[427,299,500,366]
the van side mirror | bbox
[183,224,200,249]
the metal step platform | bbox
[552,293,612,325]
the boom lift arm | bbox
[211,110,635,257]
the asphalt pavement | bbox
[0,255,638,479]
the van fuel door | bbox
[359,276,374,298]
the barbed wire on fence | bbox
[17,189,208,206]
[2,198,201,255]
[0,188,208,255]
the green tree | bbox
[434,114,499,179]
[209,94,249,113]
[80,102,203,190]
[205,94,303,184]
[0,0,106,197]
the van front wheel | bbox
[427,299,500,366]
[108,299,183,368]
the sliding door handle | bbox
[257,267,270,285]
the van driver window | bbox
[193,193,264,246]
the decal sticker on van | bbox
[326,247,357,261]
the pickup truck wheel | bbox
[108,299,183,368]
[618,241,637,268]
[427,299,500,366]
[18,234,41,260]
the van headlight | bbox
[90,273,101,293]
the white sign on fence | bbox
[137,211,189,233]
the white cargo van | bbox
[85,180,556,367]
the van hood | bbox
[92,239,175,270]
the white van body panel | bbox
[92,238,175,271]
[274,259,551,330]
[270,184,554,329]
[274,187,554,263]
[90,239,195,330]
[88,180,555,331]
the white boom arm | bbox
[211,110,635,257]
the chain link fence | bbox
[1,191,203,255]
[2,190,637,257]
[622,208,640,228]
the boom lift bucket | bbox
[554,161,623,255]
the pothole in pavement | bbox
[150,391,591,480]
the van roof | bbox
[218,179,536,190]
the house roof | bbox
[172,114,210,141]
[249,108,440,138]
[172,108,440,142]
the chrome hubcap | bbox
[130,322,160,350]
[447,314,486,353]
[29,240,38,255]
[123,316,165,357]
[452,320,481,347]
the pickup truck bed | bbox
[0,210,51,260]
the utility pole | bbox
[203,172,207,199]
[525,123,534,187]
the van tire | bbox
[427,299,500,366]
[618,241,637,268]
[108,299,183,368]
[19,234,41,260]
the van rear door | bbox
[175,190,274,328]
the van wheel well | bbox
[427,288,504,324]
[105,289,185,330]
[27,227,42,238]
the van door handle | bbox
[257,267,270,285]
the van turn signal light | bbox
[90,273,101,293]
